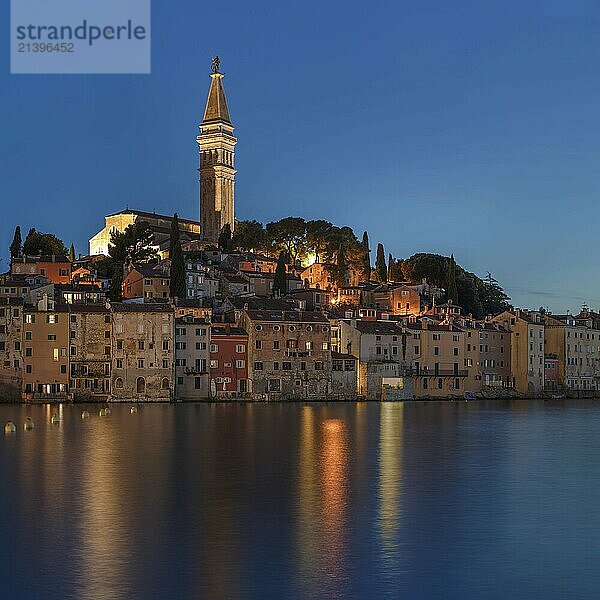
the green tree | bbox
[108,270,123,302]
[232,220,267,251]
[306,219,334,263]
[375,243,387,283]
[9,226,21,259]
[478,272,512,315]
[169,214,186,299]
[108,221,157,266]
[218,223,233,252]
[266,217,307,265]
[69,244,75,263]
[361,231,371,280]
[22,228,68,256]
[447,254,459,304]
[272,252,288,298]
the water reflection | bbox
[379,403,404,574]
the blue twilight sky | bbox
[1,0,600,312]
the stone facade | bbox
[69,304,112,401]
[110,303,174,401]
[242,309,332,399]
[0,297,23,392]
[175,317,211,400]
[197,63,237,243]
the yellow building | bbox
[493,310,545,395]
[89,209,201,258]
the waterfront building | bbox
[0,297,23,392]
[493,309,545,395]
[197,57,237,243]
[22,298,69,400]
[242,309,331,399]
[89,209,201,258]
[336,318,413,400]
[331,351,358,400]
[209,325,248,397]
[544,314,599,392]
[473,319,512,389]
[69,304,112,400]
[110,303,174,401]
[174,316,211,400]
[184,257,219,300]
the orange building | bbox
[11,255,71,284]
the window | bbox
[138,341,145,350]
[210,344,218,353]
[115,377,124,389]
[333,360,343,372]
[195,342,207,350]
[104,315,111,324]
[175,342,186,350]
[268,378,281,392]
[282,361,292,370]
[163,340,169,351]
[53,349,59,362]
[236,360,245,368]
[453,347,459,356]
[161,377,170,390]
[196,328,206,336]
[48,334,57,341]
[315,361,324,370]
[437,378,443,389]
[47,314,58,324]
[26,364,32,374]
[273,325,281,331]
[194,377,202,390]
[255,340,262,350]
[210,359,218,369]
[300,361,306,371]
[25,314,35,324]
[273,361,280,370]
[434,347,439,356]
[136,377,145,394]
[116,340,123,350]
[163,359,169,369]
[138,359,144,368]
[116,359,123,369]
[116,323,124,334]
[273,341,280,350]
[25,347,32,357]
[236,344,245,353]
[254,361,263,371]
[306,341,313,351]
[322,342,329,351]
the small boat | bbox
[551,393,566,400]
[464,392,475,401]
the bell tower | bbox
[197,56,237,242]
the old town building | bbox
[0,297,23,393]
[69,304,112,400]
[175,316,211,400]
[209,325,248,397]
[22,299,69,399]
[11,255,71,284]
[242,309,331,399]
[493,310,545,395]
[110,303,174,401]
[123,263,170,301]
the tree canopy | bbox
[22,228,68,257]
[10,226,22,259]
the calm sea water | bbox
[1,400,599,599]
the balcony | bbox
[417,368,468,377]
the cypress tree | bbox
[375,243,387,283]
[447,254,459,304]
[169,214,186,299]
[218,223,232,252]
[272,252,287,298]
[388,253,394,281]
[108,268,123,302]
[361,231,371,280]
[69,244,75,262]
[9,226,21,259]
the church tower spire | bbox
[197,56,237,242]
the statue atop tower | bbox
[197,57,237,243]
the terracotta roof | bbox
[331,351,357,360]
[211,326,247,337]
[110,303,173,313]
[245,309,329,324]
